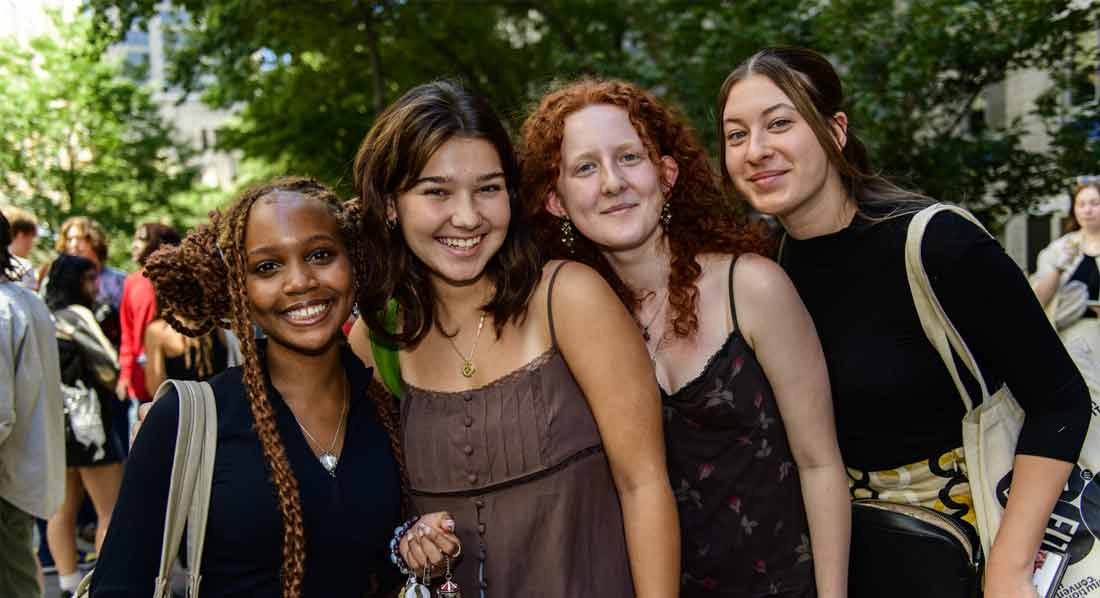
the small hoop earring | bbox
[660,200,672,227]
[560,218,575,251]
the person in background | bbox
[0,212,66,598]
[53,216,127,320]
[43,255,123,598]
[718,46,1090,598]
[0,206,40,290]
[1031,182,1100,403]
[116,223,180,405]
[142,319,229,393]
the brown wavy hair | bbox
[353,79,541,346]
[520,78,773,337]
[144,176,406,597]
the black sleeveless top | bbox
[662,258,814,598]
[164,333,229,382]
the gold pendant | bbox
[461,360,475,378]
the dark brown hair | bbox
[353,79,541,346]
[144,176,406,597]
[1065,182,1100,233]
[135,222,181,266]
[716,47,930,216]
[520,78,773,337]
[0,213,20,282]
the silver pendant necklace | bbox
[290,378,349,476]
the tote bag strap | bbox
[185,380,217,596]
[151,379,218,598]
[904,204,995,414]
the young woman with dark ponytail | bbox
[718,47,1090,598]
[90,177,410,597]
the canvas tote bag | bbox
[906,204,1100,596]
[75,379,218,597]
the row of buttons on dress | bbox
[474,497,488,591]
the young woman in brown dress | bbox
[348,80,680,597]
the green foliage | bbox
[88,0,1099,222]
[0,10,200,267]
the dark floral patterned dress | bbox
[663,258,815,597]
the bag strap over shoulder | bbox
[904,204,994,414]
[370,299,402,399]
[151,379,218,598]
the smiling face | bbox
[549,104,677,253]
[392,136,510,287]
[243,192,354,357]
[721,74,844,221]
[1075,186,1100,232]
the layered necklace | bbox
[289,378,349,477]
[443,311,487,378]
[639,289,669,343]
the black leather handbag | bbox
[849,499,982,598]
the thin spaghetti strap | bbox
[727,255,740,332]
[546,261,571,349]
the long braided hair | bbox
[145,176,406,596]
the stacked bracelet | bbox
[389,516,420,575]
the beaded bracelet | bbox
[389,516,420,575]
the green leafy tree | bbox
[90,0,1098,222]
[0,10,199,265]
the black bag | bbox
[850,499,982,598]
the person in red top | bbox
[115,223,179,403]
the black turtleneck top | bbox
[781,208,1090,470]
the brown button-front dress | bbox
[401,266,635,597]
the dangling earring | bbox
[560,218,575,251]
[660,200,672,227]
[386,217,397,230]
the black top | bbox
[164,333,229,381]
[1070,255,1100,314]
[663,259,814,597]
[90,343,403,597]
[781,209,1090,470]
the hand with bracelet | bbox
[396,511,461,574]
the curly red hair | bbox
[519,78,774,337]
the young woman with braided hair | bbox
[90,177,412,597]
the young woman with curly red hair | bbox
[520,78,850,598]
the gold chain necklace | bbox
[444,311,487,378]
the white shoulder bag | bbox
[907,204,1100,595]
[76,379,218,597]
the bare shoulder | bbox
[730,252,805,337]
[143,320,168,344]
[539,259,618,310]
[732,252,795,299]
